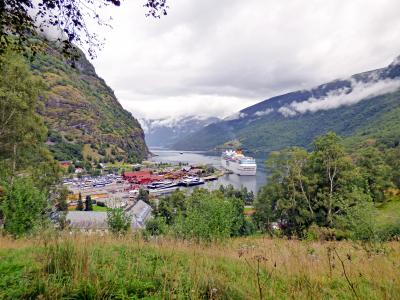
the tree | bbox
[56,187,69,212]
[173,191,236,242]
[356,147,393,202]
[155,190,185,225]
[310,132,361,228]
[254,132,370,238]
[85,195,93,211]
[385,146,400,188]
[0,51,49,184]
[138,188,150,204]
[107,208,132,235]
[254,148,314,236]
[0,0,169,58]
[145,217,167,236]
[0,177,47,237]
[67,164,76,174]
[76,192,84,211]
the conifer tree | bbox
[85,195,93,211]
[76,193,84,211]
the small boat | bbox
[180,152,183,155]
[149,186,181,195]
[203,175,218,182]
[179,177,205,187]
[147,180,174,190]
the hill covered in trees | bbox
[173,56,400,156]
[31,40,148,163]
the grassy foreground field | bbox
[1,235,399,299]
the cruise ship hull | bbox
[221,158,257,176]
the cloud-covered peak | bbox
[278,78,400,117]
[390,55,400,66]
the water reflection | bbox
[150,150,267,193]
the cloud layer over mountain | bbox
[278,78,400,117]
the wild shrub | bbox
[107,208,132,235]
[0,178,47,237]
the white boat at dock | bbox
[221,150,257,176]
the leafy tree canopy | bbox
[0,0,168,58]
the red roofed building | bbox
[123,170,163,184]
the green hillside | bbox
[30,41,148,162]
[174,90,400,156]
[173,57,400,156]
[241,90,400,155]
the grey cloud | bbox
[91,0,400,119]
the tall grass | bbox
[1,234,399,299]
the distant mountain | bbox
[31,40,148,162]
[140,116,220,148]
[173,56,400,156]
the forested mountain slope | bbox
[31,41,148,162]
[173,56,400,156]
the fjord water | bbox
[150,149,267,193]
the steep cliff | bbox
[30,41,148,162]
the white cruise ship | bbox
[221,150,257,176]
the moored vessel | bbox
[221,150,257,176]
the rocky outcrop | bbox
[31,41,148,162]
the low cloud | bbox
[278,78,400,117]
[224,112,247,121]
[254,108,274,117]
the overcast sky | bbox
[91,0,400,120]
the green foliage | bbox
[254,132,372,238]
[145,217,167,236]
[154,190,186,225]
[67,164,75,174]
[219,184,255,205]
[153,188,252,241]
[385,146,400,188]
[107,208,132,235]
[335,197,378,241]
[0,178,47,237]
[377,220,400,241]
[0,51,60,235]
[76,193,84,211]
[173,191,236,242]
[0,51,56,184]
[84,195,93,211]
[355,147,393,202]
[137,188,150,204]
[55,187,69,212]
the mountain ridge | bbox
[173,56,400,155]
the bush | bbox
[107,208,132,235]
[0,178,47,237]
[173,193,236,242]
[304,224,350,241]
[145,217,167,236]
[97,201,106,207]
[378,221,400,241]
